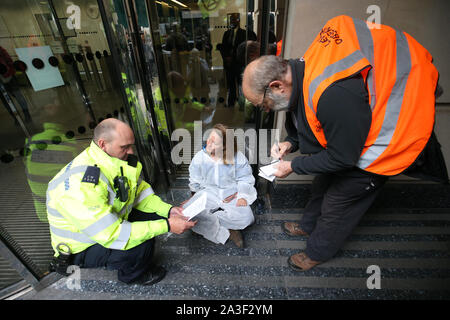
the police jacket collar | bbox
[86,141,141,183]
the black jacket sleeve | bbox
[284,112,300,153]
[290,75,372,175]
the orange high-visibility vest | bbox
[302,15,438,176]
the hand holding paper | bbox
[258,160,279,182]
[273,160,293,178]
[182,192,207,221]
[168,215,196,234]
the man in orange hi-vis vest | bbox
[242,15,448,271]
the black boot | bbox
[134,266,166,286]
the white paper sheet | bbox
[182,192,207,221]
[258,170,276,182]
[258,160,279,182]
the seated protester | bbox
[186,124,256,248]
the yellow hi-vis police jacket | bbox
[46,141,172,256]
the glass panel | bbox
[148,0,260,136]
[0,0,126,283]
[51,0,125,124]
[101,0,163,187]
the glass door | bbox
[0,0,166,293]
[98,0,169,190]
[0,0,132,292]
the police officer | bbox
[46,118,196,285]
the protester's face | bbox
[103,125,135,161]
[206,130,223,156]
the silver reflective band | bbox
[357,29,411,169]
[134,187,155,205]
[308,50,366,113]
[352,18,376,110]
[47,165,88,191]
[30,149,74,165]
[108,220,132,250]
[119,204,133,217]
[99,172,116,205]
[82,213,119,237]
[47,206,65,219]
[50,225,96,244]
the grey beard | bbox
[267,91,290,111]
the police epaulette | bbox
[82,165,100,185]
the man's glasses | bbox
[256,85,269,110]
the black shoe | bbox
[136,266,166,286]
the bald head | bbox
[94,119,135,161]
[242,55,292,112]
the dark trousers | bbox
[71,209,165,284]
[225,66,239,107]
[299,169,388,262]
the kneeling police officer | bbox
[47,118,196,285]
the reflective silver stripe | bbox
[353,18,376,110]
[308,50,366,113]
[47,165,88,191]
[50,225,96,244]
[119,204,133,217]
[119,205,127,216]
[137,174,143,186]
[99,173,116,206]
[30,149,74,164]
[109,220,132,250]
[134,187,155,205]
[47,206,65,218]
[28,140,75,147]
[48,166,115,204]
[82,213,119,237]
[357,30,411,169]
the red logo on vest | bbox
[318,26,343,47]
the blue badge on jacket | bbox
[82,166,100,185]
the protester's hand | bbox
[273,160,293,178]
[236,198,247,207]
[169,206,187,219]
[223,192,237,203]
[271,141,292,159]
[168,215,197,234]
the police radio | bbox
[114,167,129,202]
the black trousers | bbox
[71,209,166,284]
[224,66,239,107]
[299,169,388,262]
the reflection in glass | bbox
[0,0,128,289]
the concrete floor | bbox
[16,183,450,300]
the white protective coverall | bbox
[185,148,257,244]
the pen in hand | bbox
[272,141,281,160]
